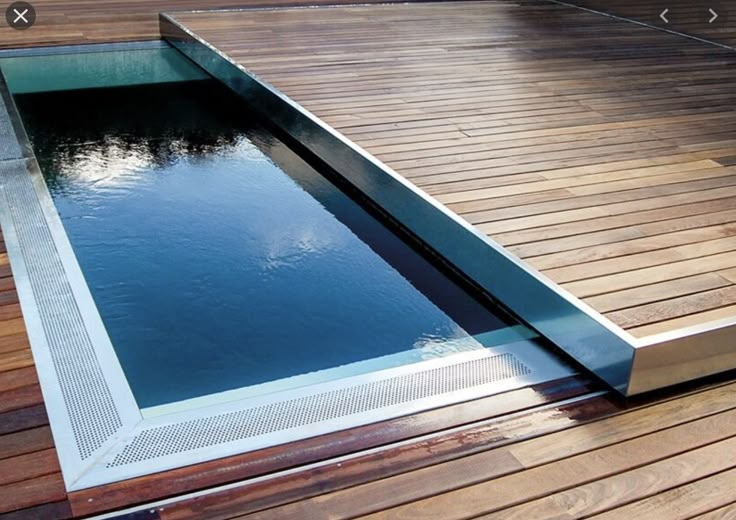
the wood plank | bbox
[0,0,426,49]
[585,274,732,314]
[587,467,736,520]
[564,0,736,48]
[0,319,29,339]
[0,333,31,356]
[606,285,736,329]
[0,384,44,414]
[157,381,736,520]
[0,501,72,520]
[0,473,66,515]
[0,427,55,460]
[690,502,736,520]
[0,305,23,322]
[474,437,736,519]
[544,236,736,284]
[0,449,61,486]
[241,404,736,520]
[0,349,35,373]
[0,405,48,436]
[564,251,736,298]
[629,304,736,337]
[0,367,38,393]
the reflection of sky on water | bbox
[17,81,512,407]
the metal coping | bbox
[0,43,573,491]
[159,6,736,397]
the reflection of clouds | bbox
[57,138,152,190]
[263,226,331,272]
[411,333,484,365]
[228,136,273,163]
[50,133,271,192]
[257,202,353,275]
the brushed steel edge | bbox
[630,318,736,394]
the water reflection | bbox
[16,80,514,407]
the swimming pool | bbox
[0,42,572,488]
[16,77,531,410]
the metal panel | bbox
[109,351,529,467]
[630,317,736,394]
[0,80,22,160]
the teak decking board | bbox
[0,235,71,518]
[0,0,417,49]
[223,380,736,520]
[172,1,736,339]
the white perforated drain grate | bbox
[0,160,122,459]
[108,353,529,467]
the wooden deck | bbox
[3,1,736,519]
[0,0,399,49]
[172,1,736,339]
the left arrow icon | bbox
[660,8,669,23]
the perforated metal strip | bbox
[0,160,121,459]
[0,92,22,160]
[108,352,529,467]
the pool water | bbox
[13,77,528,409]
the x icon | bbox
[13,8,28,23]
[5,2,35,29]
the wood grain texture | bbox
[0,0,424,49]
[242,383,736,519]
[246,408,736,519]
[171,0,736,338]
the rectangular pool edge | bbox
[0,42,573,492]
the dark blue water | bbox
[16,81,513,408]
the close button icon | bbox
[5,2,36,30]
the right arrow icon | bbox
[709,8,719,23]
